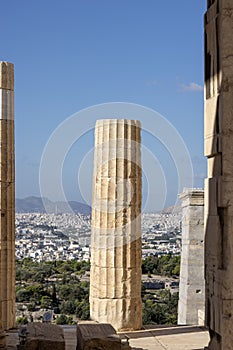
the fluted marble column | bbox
[90,119,142,331]
[0,61,15,331]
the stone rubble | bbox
[17,323,65,350]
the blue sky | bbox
[1,1,206,211]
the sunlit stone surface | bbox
[0,61,15,333]
[205,1,233,348]
[178,189,205,326]
[90,119,142,331]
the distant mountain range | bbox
[16,196,181,216]
[16,196,91,215]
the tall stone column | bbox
[204,1,233,348]
[0,62,15,331]
[178,189,205,326]
[90,119,142,331]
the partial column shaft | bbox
[90,119,142,331]
[0,61,15,330]
[178,189,205,326]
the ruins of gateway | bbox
[1,0,233,347]
[90,119,142,331]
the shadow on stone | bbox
[121,325,207,339]
[77,323,131,350]
[17,323,65,350]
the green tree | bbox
[27,302,36,312]
[55,314,75,325]
[60,300,76,315]
[75,300,90,320]
[16,316,28,325]
[40,296,52,309]
[142,290,179,325]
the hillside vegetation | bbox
[16,255,180,325]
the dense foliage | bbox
[142,288,178,325]
[142,254,180,276]
[16,258,90,322]
[16,254,180,325]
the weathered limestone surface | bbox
[17,323,65,350]
[90,119,142,331]
[76,323,128,350]
[178,189,205,325]
[0,329,6,349]
[204,1,233,349]
[0,61,15,332]
[0,62,14,92]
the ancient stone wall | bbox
[204,1,233,348]
[0,61,15,330]
[178,189,205,325]
[90,119,142,331]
